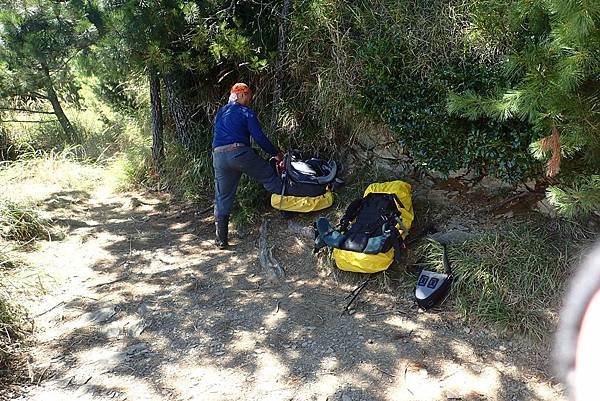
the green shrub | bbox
[284,0,543,182]
[0,128,21,162]
[448,0,600,216]
[231,176,268,227]
[110,134,215,202]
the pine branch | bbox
[0,119,58,123]
[29,92,49,100]
[0,107,54,115]
[547,175,600,218]
[540,126,561,177]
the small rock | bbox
[535,199,558,218]
[499,345,507,351]
[137,302,149,316]
[429,230,476,245]
[472,365,484,374]
[445,390,463,400]
[423,178,435,188]
[214,351,225,356]
[87,307,116,323]
[127,320,150,337]
[126,343,148,355]
[464,327,471,334]
[473,176,512,195]
[302,342,309,348]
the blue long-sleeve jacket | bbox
[212,102,278,156]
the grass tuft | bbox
[414,219,588,339]
[0,246,22,271]
[0,269,30,378]
[0,296,27,368]
[0,201,53,242]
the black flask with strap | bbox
[415,244,453,310]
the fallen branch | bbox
[0,107,55,115]
[259,219,285,282]
[477,190,534,213]
[93,275,129,288]
[34,301,65,318]
[374,366,396,377]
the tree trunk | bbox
[41,62,76,141]
[149,69,165,170]
[164,73,194,149]
[271,0,292,132]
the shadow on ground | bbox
[19,188,563,401]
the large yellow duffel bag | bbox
[271,191,334,213]
[332,180,413,273]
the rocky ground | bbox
[2,180,566,401]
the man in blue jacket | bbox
[212,83,283,249]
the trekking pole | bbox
[341,274,374,316]
[278,150,287,211]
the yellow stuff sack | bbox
[333,180,413,273]
[271,191,334,213]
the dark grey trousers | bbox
[213,146,283,218]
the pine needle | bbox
[540,126,561,177]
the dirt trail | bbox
[11,185,565,401]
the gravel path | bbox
[10,187,565,401]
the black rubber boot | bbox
[215,215,229,249]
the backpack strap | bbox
[442,244,453,276]
[389,192,405,211]
[339,197,364,231]
[392,228,404,262]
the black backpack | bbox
[339,193,404,254]
[314,192,405,259]
[278,150,341,197]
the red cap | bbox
[230,83,251,94]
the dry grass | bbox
[0,201,53,242]
[0,148,101,388]
[0,259,32,386]
[0,147,102,205]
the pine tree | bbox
[448,0,600,217]
[89,1,274,154]
[0,0,96,141]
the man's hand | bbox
[275,152,284,162]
